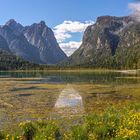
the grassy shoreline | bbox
[0,68,140,74]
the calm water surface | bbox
[0,71,139,84]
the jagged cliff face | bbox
[68,16,140,68]
[0,20,67,64]
[23,21,67,64]
[0,24,41,63]
[0,35,10,52]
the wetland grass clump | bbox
[0,131,5,140]
[19,121,36,140]
[2,104,140,140]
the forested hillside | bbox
[0,49,40,70]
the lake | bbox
[0,70,140,131]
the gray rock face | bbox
[5,19,24,33]
[0,35,10,52]
[0,25,41,63]
[76,16,132,57]
[68,16,140,66]
[23,21,67,64]
[0,20,67,64]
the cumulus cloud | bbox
[54,21,94,43]
[59,41,82,56]
[54,20,94,43]
[128,2,140,21]
[53,20,94,56]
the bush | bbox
[0,131,5,140]
[70,125,88,140]
[19,121,36,140]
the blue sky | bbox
[0,0,135,56]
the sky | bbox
[0,0,138,56]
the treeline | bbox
[99,45,140,70]
[0,45,140,71]
[68,45,140,70]
[0,50,41,70]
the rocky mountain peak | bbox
[30,21,47,29]
[0,19,67,64]
[96,16,116,23]
[5,19,24,32]
[23,20,67,64]
[67,15,140,68]
[96,16,132,28]
[39,21,46,27]
[6,19,17,26]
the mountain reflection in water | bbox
[54,84,85,116]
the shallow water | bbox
[55,84,83,107]
[0,71,140,130]
[54,84,85,116]
[0,71,139,84]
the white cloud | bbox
[60,41,82,56]
[53,20,94,43]
[53,20,94,56]
[128,2,140,21]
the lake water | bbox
[0,71,139,84]
[0,71,140,130]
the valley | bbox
[0,1,140,139]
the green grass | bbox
[0,104,140,140]
[1,68,140,75]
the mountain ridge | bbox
[0,20,67,65]
[65,15,140,69]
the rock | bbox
[0,35,10,52]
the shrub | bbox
[19,121,36,140]
[70,125,88,140]
[0,131,5,140]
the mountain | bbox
[5,19,24,33]
[0,20,67,64]
[66,16,140,69]
[0,24,41,64]
[23,21,67,64]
